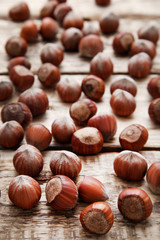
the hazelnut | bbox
[1,102,32,128]
[110,89,136,117]
[7,57,31,72]
[82,21,100,36]
[128,52,152,78]
[51,116,76,143]
[61,27,83,51]
[63,11,84,29]
[147,75,160,99]
[81,75,105,101]
[45,175,78,210]
[58,70,75,90]
[8,175,41,210]
[9,1,30,21]
[80,202,114,235]
[57,77,81,102]
[40,1,58,19]
[113,32,134,55]
[138,23,159,44]
[148,98,160,124]
[95,0,111,6]
[37,63,60,87]
[131,39,156,59]
[119,124,148,151]
[9,65,34,92]
[118,188,152,222]
[18,88,49,117]
[40,17,59,41]
[20,20,38,43]
[71,127,103,155]
[110,76,137,96]
[99,12,119,34]
[90,52,113,79]
[50,150,81,178]
[0,120,24,148]
[13,144,43,177]
[77,176,108,203]
[114,150,148,181]
[40,43,64,66]
[0,78,13,101]
[70,98,97,126]
[79,34,104,58]
[26,123,52,151]
[5,36,27,58]
[54,3,72,23]
[147,161,160,195]
[88,113,117,141]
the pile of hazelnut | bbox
[0,0,160,236]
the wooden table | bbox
[0,0,160,239]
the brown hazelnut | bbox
[40,17,59,41]
[63,11,84,29]
[8,175,41,210]
[80,202,114,235]
[88,113,117,141]
[100,12,119,34]
[114,150,148,181]
[51,116,76,143]
[119,124,148,151]
[79,34,104,58]
[37,63,60,88]
[90,52,113,79]
[118,188,152,222]
[5,36,28,58]
[113,32,134,55]
[131,39,156,60]
[7,57,31,72]
[128,52,152,78]
[0,120,24,148]
[9,65,34,92]
[147,75,160,99]
[1,102,32,128]
[138,23,159,44]
[77,176,108,203]
[110,89,136,117]
[40,43,64,66]
[71,127,103,155]
[26,123,52,150]
[0,78,13,101]
[40,1,58,19]
[95,0,111,6]
[81,75,105,101]
[57,77,81,102]
[50,150,81,178]
[110,76,137,96]
[54,3,72,23]
[13,144,43,177]
[9,1,30,21]
[148,98,160,124]
[20,20,38,43]
[82,22,100,36]
[147,161,160,194]
[18,88,49,117]
[61,27,83,51]
[70,98,97,126]
[45,175,78,210]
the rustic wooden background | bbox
[0,0,160,239]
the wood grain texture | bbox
[0,150,160,240]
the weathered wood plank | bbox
[1,0,160,20]
[0,74,160,150]
[0,150,160,240]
